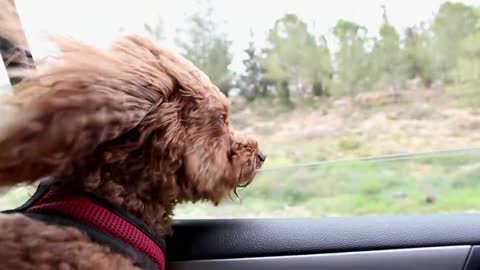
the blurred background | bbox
[1,0,480,219]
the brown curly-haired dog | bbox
[0,2,265,269]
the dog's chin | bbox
[231,162,258,194]
[237,172,256,188]
[206,171,257,205]
[177,157,261,205]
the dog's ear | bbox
[121,35,219,99]
[0,36,177,186]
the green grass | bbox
[0,186,35,210]
[170,150,480,218]
[2,150,480,218]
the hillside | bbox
[234,89,480,165]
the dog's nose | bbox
[257,151,267,162]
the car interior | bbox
[167,215,480,270]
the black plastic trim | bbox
[166,214,480,261]
[464,245,480,270]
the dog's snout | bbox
[257,151,267,162]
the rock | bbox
[425,194,436,204]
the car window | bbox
[0,58,10,92]
[1,0,480,219]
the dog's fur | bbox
[0,1,263,269]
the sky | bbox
[1,0,479,86]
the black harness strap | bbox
[3,180,164,270]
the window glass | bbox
[1,0,480,218]
[0,57,10,92]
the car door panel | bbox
[166,214,480,269]
[169,246,469,270]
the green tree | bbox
[144,18,164,42]
[449,30,480,106]
[238,37,264,102]
[403,23,436,88]
[263,14,332,105]
[332,20,371,96]
[432,2,479,81]
[370,6,404,91]
[175,2,233,96]
[307,36,333,97]
[457,31,480,81]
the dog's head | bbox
[113,36,266,204]
[0,34,265,207]
[175,87,264,203]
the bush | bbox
[338,138,361,151]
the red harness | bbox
[3,181,166,270]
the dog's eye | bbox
[218,114,227,124]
